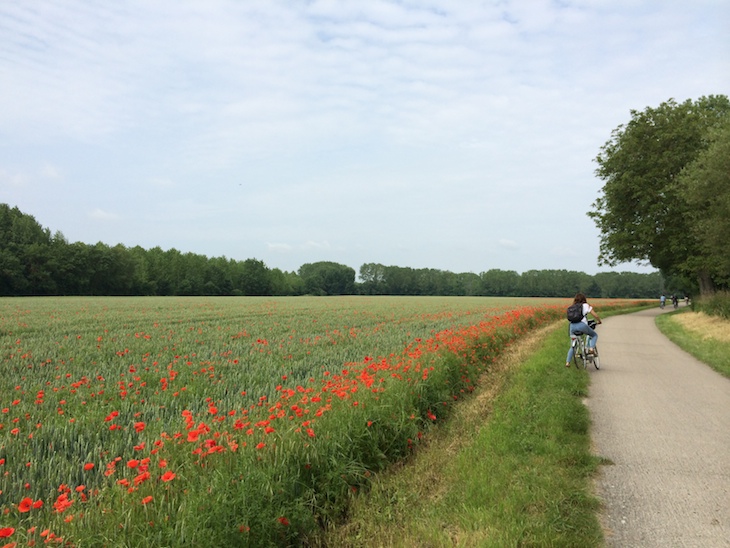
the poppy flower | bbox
[53,493,73,513]
[160,471,176,482]
[141,496,153,505]
[0,527,14,538]
[133,471,151,486]
[84,463,94,470]
[18,497,33,512]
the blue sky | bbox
[1,0,728,276]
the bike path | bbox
[586,306,730,547]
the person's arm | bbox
[590,306,602,324]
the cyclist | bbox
[566,293,603,367]
[660,294,666,309]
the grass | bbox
[323,321,605,547]
[0,296,646,546]
[656,310,730,378]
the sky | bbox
[1,1,728,278]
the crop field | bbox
[0,296,632,546]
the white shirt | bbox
[581,303,592,323]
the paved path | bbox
[586,306,730,547]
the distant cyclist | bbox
[566,293,603,368]
[660,294,666,309]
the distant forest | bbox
[1,204,665,298]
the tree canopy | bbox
[590,95,730,294]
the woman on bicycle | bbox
[565,293,602,367]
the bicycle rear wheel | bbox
[572,341,586,369]
[592,348,600,370]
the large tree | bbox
[590,95,730,294]
[677,118,730,289]
[298,261,355,295]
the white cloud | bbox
[301,241,332,251]
[267,243,293,253]
[89,208,120,221]
[498,239,519,250]
[40,165,62,179]
[148,177,173,188]
[0,169,28,187]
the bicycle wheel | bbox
[573,341,586,369]
[592,348,600,370]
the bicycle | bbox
[570,320,600,370]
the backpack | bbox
[567,303,584,323]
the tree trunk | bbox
[697,269,716,296]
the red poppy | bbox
[0,527,14,538]
[133,471,151,486]
[18,497,33,512]
[141,496,153,505]
[53,493,73,514]
[84,463,94,470]
[160,471,176,482]
[134,422,145,433]
[277,517,289,526]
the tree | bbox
[677,118,730,289]
[238,258,272,296]
[298,262,355,295]
[359,263,388,295]
[479,269,520,296]
[590,95,730,294]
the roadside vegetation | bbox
[324,306,654,547]
[656,296,730,378]
[692,291,730,320]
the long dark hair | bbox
[573,293,587,304]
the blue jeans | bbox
[566,322,598,362]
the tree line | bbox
[1,203,664,298]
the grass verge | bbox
[323,321,604,547]
[656,311,730,378]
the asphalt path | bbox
[586,306,730,547]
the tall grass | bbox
[693,290,730,319]
[656,311,730,378]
